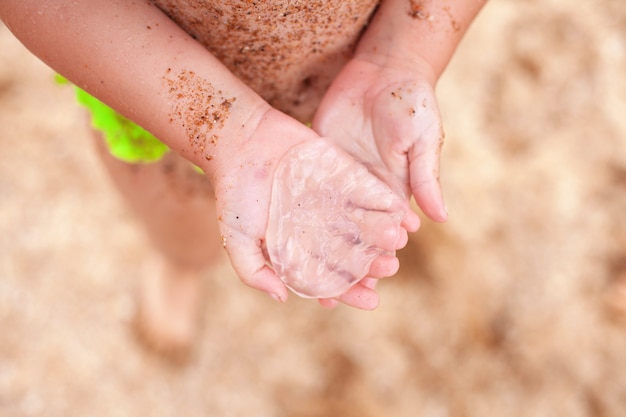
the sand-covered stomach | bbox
[151,0,379,122]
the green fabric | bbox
[70,81,169,163]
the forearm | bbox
[0,0,269,176]
[357,0,487,82]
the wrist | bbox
[194,100,270,180]
[204,105,318,186]
[352,50,439,87]
[159,67,273,181]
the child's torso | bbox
[151,0,379,121]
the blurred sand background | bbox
[1,0,626,416]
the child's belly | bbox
[151,0,379,122]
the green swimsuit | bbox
[58,75,169,163]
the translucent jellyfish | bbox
[266,139,405,298]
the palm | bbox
[265,138,408,299]
[212,109,410,309]
[313,57,447,223]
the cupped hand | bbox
[208,108,411,310]
[266,137,410,301]
[313,55,448,224]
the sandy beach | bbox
[1,1,626,415]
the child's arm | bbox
[314,0,487,222]
[359,0,488,81]
[0,0,270,171]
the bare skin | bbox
[0,0,487,349]
[93,132,220,355]
[267,138,409,298]
[151,0,381,123]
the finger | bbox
[355,209,408,251]
[318,298,340,309]
[222,231,289,302]
[318,278,378,310]
[343,160,407,213]
[359,277,379,290]
[368,254,400,278]
[336,282,380,310]
[402,208,421,233]
[374,84,448,222]
[407,130,448,222]
[406,90,447,222]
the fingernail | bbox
[397,228,409,249]
[441,203,449,221]
[268,291,285,303]
[319,299,339,309]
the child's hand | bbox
[313,56,448,223]
[266,137,409,303]
[209,109,411,310]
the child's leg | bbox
[93,132,221,357]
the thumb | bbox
[221,227,289,302]
[406,98,447,222]
[374,83,447,222]
[407,144,447,222]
